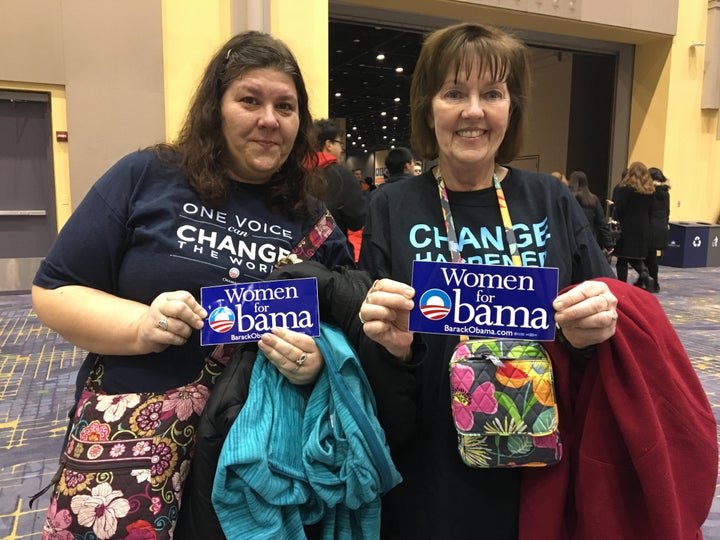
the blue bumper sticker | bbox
[409,260,558,341]
[200,277,320,345]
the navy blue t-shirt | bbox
[34,151,352,393]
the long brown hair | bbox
[157,31,322,221]
[410,23,530,163]
[620,161,655,195]
[568,170,600,208]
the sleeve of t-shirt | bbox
[33,152,148,293]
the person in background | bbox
[568,170,615,256]
[357,21,618,539]
[353,168,364,182]
[380,147,416,188]
[551,170,569,186]
[645,167,670,292]
[413,160,423,175]
[363,176,377,192]
[31,30,353,536]
[312,118,367,258]
[612,161,655,290]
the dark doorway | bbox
[0,90,57,291]
[566,53,617,203]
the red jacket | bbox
[520,278,717,539]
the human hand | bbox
[553,280,618,349]
[139,291,207,353]
[359,279,415,360]
[258,327,324,385]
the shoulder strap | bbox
[275,209,337,268]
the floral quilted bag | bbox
[449,339,562,468]
[37,357,225,540]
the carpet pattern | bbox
[1,265,719,538]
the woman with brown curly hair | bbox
[30,32,353,536]
[612,161,656,290]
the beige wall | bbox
[0,0,65,84]
[62,1,166,210]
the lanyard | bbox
[435,166,522,267]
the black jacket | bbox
[175,262,372,539]
[650,184,670,250]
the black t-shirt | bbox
[358,168,613,539]
[34,151,352,394]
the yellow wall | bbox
[270,0,329,120]
[0,81,71,228]
[630,0,720,222]
[161,0,329,139]
[161,0,232,142]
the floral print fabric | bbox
[449,339,562,468]
[42,359,223,540]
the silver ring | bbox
[600,294,610,311]
[294,352,307,371]
[358,311,366,325]
[610,311,618,322]
[157,316,168,331]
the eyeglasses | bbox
[333,139,344,147]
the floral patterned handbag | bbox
[449,339,562,468]
[36,355,225,540]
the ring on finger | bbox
[599,294,610,311]
[294,352,307,371]
[609,311,618,322]
[157,316,168,331]
[359,311,366,325]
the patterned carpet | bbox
[1,264,719,538]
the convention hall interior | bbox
[1,1,719,538]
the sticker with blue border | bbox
[409,260,558,341]
[200,277,319,345]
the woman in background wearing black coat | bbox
[612,161,655,290]
[568,170,615,256]
[645,167,671,292]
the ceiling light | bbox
[382,126,387,129]
[335,92,342,97]
[381,112,387,116]
[357,136,362,140]
[394,97,400,102]
[393,116,398,121]
[352,126,357,130]
[395,67,404,73]
[376,53,385,61]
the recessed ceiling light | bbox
[352,126,357,130]
[335,92,342,97]
[394,97,400,102]
[380,112,387,116]
[395,67,404,73]
[376,53,385,61]
[393,116,398,121]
